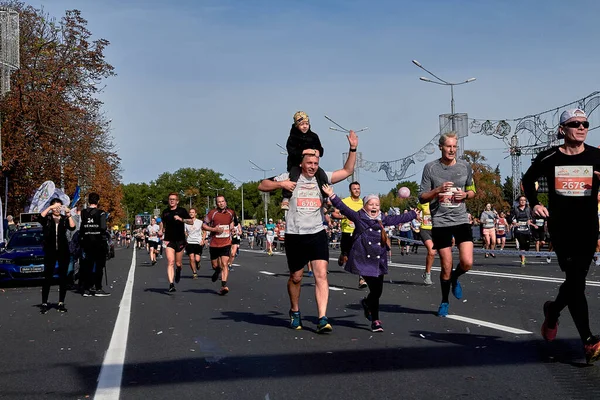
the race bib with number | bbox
[216,224,230,238]
[497,224,506,232]
[555,165,593,197]
[535,219,545,227]
[422,215,432,227]
[517,221,530,232]
[438,187,462,208]
[296,187,322,211]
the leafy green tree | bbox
[462,150,508,216]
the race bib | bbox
[438,187,462,208]
[422,215,432,227]
[296,187,322,211]
[497,224,506,232]
[348,221,355,229]
[517,221,530,232]
[535,219,544,227]
[216,224,230,238]
[555,165,593,197]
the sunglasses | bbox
[563,120,590,129]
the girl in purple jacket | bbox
[323,184,417,332]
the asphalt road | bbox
[3,243,600,399]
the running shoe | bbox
[584,336,600,364]
[151,260,156,266]
[437,302,449,317]
[219,286,229,296]
[40,303,49,315]
[192,273,198,280]
[422,272,433,286]
[361,298,371,321]
[541,301,558,342]
[371,320,384,332]
[211,267,221,282]
[547,257,552,264]
[490,253,496,258]
[94,289,111,297]
[289,310,302,330]
[307,270,314,277]
[451,280,463,299]
[358,278,368,289]
[82,289,94,297]
[57,302,68,313]
[175,266,182,283]
[281,199,290,210]
[485,253,489,258]
[168,283,176,293]
[521,257,526,267]
[316,316,332,334]
[337,254,347,266]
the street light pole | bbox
[249,160,275,223]
[229,174,245,227]
[413,59,476,158]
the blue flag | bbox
[70,186,81,208]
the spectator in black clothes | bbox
[39,198,76,313]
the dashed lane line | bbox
[241,249,600,287]
[446,315,533,335]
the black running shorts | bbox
[340,232,354,256]
[149,241,158,249]
[514,232,531,251]
[186,243,203,255]
[431,223,473,250]
[209,245,231,260]
[285,230,329,273]
[167,240,186,253]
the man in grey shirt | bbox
[259,130,359,334]
[419,132,476,317]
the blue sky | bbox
[37,0,600,197]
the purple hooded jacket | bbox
[331,195,417,277]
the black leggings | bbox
[42,252,70,304]
[363,275,384,321]
[549,246,595,342]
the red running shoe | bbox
[541,301,558,342]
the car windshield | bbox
[8,230,43,249]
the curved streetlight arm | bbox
[413,59,450,84]
[420,77,477,86]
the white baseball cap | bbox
[560,108,586,124]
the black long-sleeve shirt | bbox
[522,144,600,238]
[286,124,324,171]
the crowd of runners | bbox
[37,108,600,365]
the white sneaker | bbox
[422,272,433,285]
[546,257,552,264]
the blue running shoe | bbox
[316,316,333,333]
[289,310,302,330]
[437,302,449,317]
[452,280,463,299]
[307,270,314,277]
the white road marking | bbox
[446,315,532,335]
[384,261,600,287]
[241,251,600,287]
[94,247,137,400]
[259,271,276,276]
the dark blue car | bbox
[0,227,57,282]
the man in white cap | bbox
[522,108,600,364]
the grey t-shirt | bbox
[419,159,474,227]
[480,210,496,229]
[274,171,333,235]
